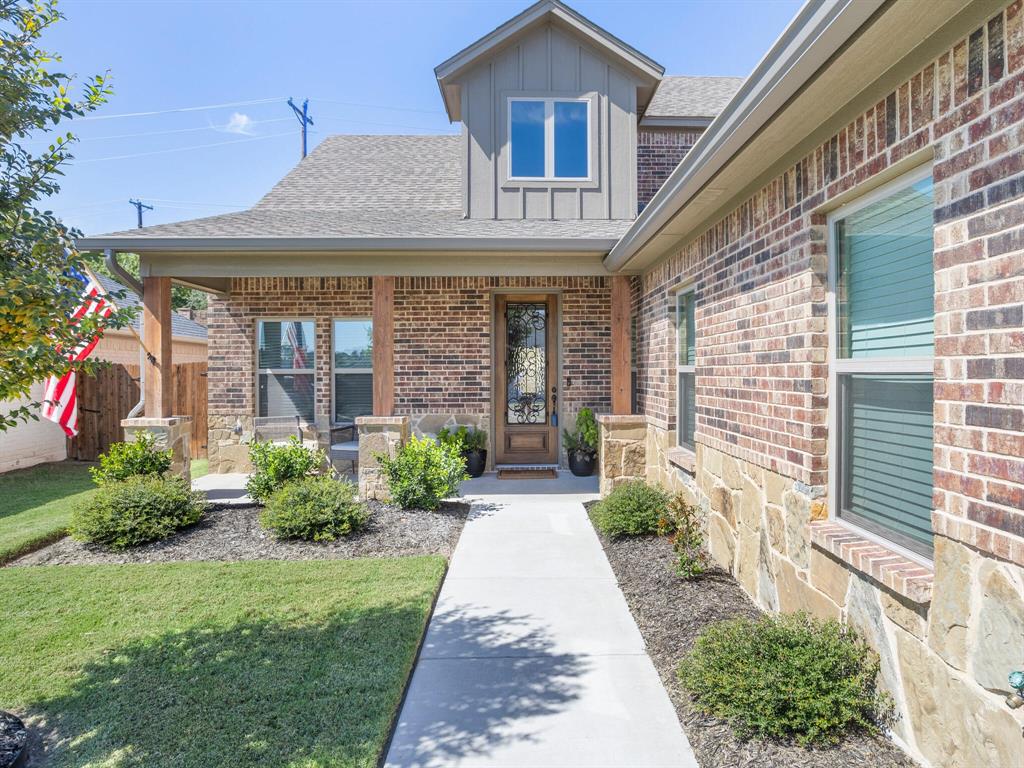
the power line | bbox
[79,97,284,121]
[313,98,445,116]
[75,117,293,142]
[75,131,293,164]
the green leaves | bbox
[245,437,327,503]
[260,476,369,542]
[377,435,467,511]
[590,480,669,538]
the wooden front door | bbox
[495,294,559,465]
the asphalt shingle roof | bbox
[88,135,633,242]
[645,75,745,119]
[95,273,208,340]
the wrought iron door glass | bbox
[506,302,547,424]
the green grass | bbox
[0,461,96,563]
[190,457,209,479]
[0,557,446,767]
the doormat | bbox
[497,467,558,480]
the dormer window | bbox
[508,97,591,181]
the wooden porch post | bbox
[142,276,173,417]
[372,276,395,416]
[610,275,632,415]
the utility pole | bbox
[287,97,314,159]
[128,198,153,228]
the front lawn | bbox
[0,557,446,767]
[0,461,95,564]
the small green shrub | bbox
[90,433,172,485]
[562,407,598,457]
[678,612,892,745]
[437,425,487,452]
[71,475,205,550]
[658,493,710,578]
[590,480,669,537]
[246,437,326,503]
[377,435,467,511]
[260,476,369,541]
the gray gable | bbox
[645,75,745,119]
[95,273,208,340]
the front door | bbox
[495,294,559,465]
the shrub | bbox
[590,480,669,537]
[70,475,205,550]
[657,493,710,578]
[260,476,369,541]
[246,437,326,503]
[90,433,172,485]
[678,612,892,745]
[562,407,598,457]
[377,435,467,511]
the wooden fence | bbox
[67,361,208,461]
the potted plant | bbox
[563,407,598,477]
[437,425,489,478]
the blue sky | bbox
[39,0,802,236]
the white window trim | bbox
[675,287,696,451]
[256,317,316,419]
[331,318,373,426]
[825,164,934,567]
[507,96,591,182]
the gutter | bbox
[78,235,624,253]
[605,0,886,273]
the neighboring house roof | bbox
[78,135,634,252]
[435,0,664,122]
[95,273,208,341]
[643,75,745,124]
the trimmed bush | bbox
[657,493,710,578]
[70,475,205,549]
[678,612,892,745]
[590,480,669,537]
[377,435,467,511]
[260,476,369,541]
[246,437,326,503]
[90,433,172,485]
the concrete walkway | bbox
[385,473,698,768]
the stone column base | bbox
[122,416,192,484]
[357,416,409,501]
[596,414,647,497]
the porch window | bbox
[508,97,590,180]
[829,167,934,559]
[676,289,696,451]
[257,319,315,420]
[333,319,373,425]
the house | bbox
[0,275,207,473]
[78,0,1024,765]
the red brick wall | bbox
[637,2,1024,564]
[209,275,612,427]
[637,127,703,212]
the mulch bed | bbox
[0,711,27,768]
[9,501,468,567]
[589,510,918,768]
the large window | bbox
[829,167,935,559]
[257,319,315,420]
[676,289,696,451]
[508,97,590,180]
[333,319,373,425]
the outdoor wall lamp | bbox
[1006,670,1024,709]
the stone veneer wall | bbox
[207,276,613,471]
[627,6,1024,767]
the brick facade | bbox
[620,5,1024,766]
[636,127,702,212]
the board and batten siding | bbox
[459,23,639,220]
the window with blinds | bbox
[333,319,373,425]
[830,168,935,559]
[676,290,696,450]
[257,320,315,420]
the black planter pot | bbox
[568,450,596,477]
[464,449,487,478]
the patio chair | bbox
[329,419,359,476]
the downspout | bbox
[104,248,146,418]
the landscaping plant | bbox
[563,408,599,476]
[89,433,172,485]
[590,480,669,537]
[437,425,488,477]
[678,611,892,745]
[260,476,369,541]
[377,435,467,511]
[657,492,710,578]
[70,475,205,550]
[246,437,326,503]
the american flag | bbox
[41,267,115,437]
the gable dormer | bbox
[435,0,663,221]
